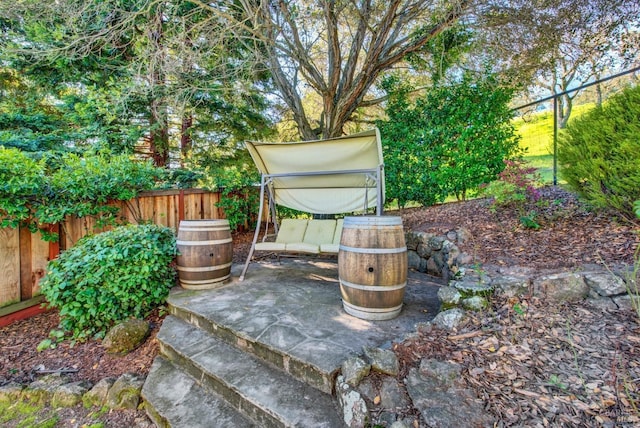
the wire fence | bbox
[511,66,640,185]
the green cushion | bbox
[286,242,320,254]
[302,220,336,245]
[275,219,308,244]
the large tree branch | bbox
[331,1,470,136]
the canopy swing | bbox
[239,128,386,280]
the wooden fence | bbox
[0,189,230,321]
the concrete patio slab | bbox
[168,259,443,385]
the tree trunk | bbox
[147,1,169,167]
[180,114,193,166]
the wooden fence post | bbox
[19,227,33,301]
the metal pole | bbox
[240,175,266,281]
[553,96,558,186]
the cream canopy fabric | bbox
[245,128,385,214]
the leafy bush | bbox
[559,84,640,220]
[39,152,164,226]
[0,149,163,238]
[377,72,521,207]
[199,160,261,231]
[0,147,45,229]
[482,159,541,209]
[481,158,543,229]
[40,224,177,340]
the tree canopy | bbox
[1,0,637,175]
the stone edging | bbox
[0,372,151,426]
[405,229,638,310]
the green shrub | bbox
[0,149,163,238]
[559,84,640,220]
[481,158,541,207]
[378,72,521,207]
[0,147,45,229]
[40,224,177,340]
[39,152,164,226]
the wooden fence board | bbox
[0,227,20,307]
[31,231,49,297]
[202,192,222,219]
[184,193,202,220]
[19,227,32,300]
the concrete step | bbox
[169,291,340,394]
[153,315,344,428]
[142,356,255,428]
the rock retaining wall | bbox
[439,263,639,312]
[405,229,472,281]
[0,372,152,427]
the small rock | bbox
[379,377,410,410]
[613,294,640,313]
[451,277,494,296]
[461,296,489,311]
[406,361,494,428]
[404,231,420,251]
[356,377,377,403]
[377,411,398,427]
[418,359,462,386]
[443,240,460,266]
[106,373,145,409]
[363,347,399,376]
[431,308,467,330]
[584,272,627,297]
[51,381,92,407]
[26,373,69,403]
[0,383,24,403]
[455,227,472,245]
[587,297,618,311]
[416,243,432,259]
[407,251,426,272]
[533,273,589,303]
[437,286,462,306]
[493,275,530,298]
[342,356,371,387]
[426,257,442,276]
[336,375,369,428]
[428,236,445,251]
[103,319,150,355]
[456,252,474,266]
[83,377,116,407]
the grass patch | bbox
[0,398,59,428]
[514,103,596,184]
[523,154,556,184]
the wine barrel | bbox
[176,219,233,289]
[338,216,407,320]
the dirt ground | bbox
[1,186,639,426]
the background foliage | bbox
[378,72,521,208]
[40,224,177,340]
[559,84,640,221]
[0,148,163,237]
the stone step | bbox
[155,315,344,428]
[142,356,255,428]
[169,291,339,394]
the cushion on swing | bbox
[253,218,342,254]
[255,218,308,251]
[319,218,343,253]
[287,220,336,253]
